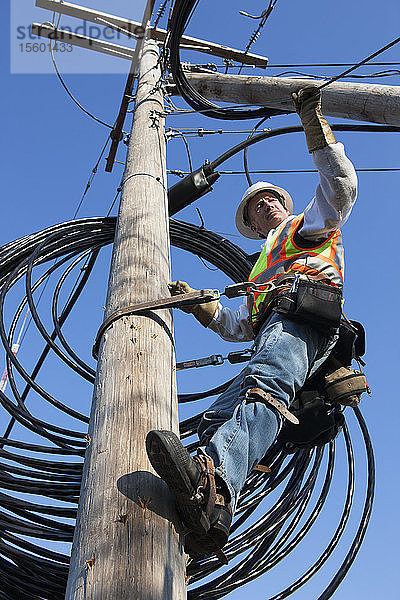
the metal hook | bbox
[196,208,205,229]
[239,9,268,19]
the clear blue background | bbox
[1,1,400,599]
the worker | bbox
[146,86,358,561]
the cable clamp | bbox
[176,348,254,371]
[176,355,224,371]
[223,282,256,298]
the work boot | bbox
[184,498,232,564]
[146,430,217,534]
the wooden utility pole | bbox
[182,72,400,125]
[65,34,186,600]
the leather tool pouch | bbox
[278,392,345,450]
[273,279,342,331]
[324,366,368,407]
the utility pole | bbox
[65,32,186,600]
[182,73,400,125]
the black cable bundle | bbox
[168,0,289,120]
[0,217,374,600]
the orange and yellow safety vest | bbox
[247,214,344,331]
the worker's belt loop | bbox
[245,388,299,425]
[250,273,298,335]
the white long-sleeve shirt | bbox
[208,142,358,342]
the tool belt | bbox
[252,274,343,335]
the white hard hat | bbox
[235,181,294,239]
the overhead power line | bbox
[48,29,114,129]
[275,69,400,79]
[267,61,400,68]
[318,34,400,90]
[72,136,111,219]
[239,0,279,61]
[168,167,400,176]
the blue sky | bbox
[2,1,400,599]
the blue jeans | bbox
[198,313,335,512]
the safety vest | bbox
[247,214,344,331]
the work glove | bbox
[169,280,219,327]
[292,85,336,153]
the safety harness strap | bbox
[93,282,259,359]
[195,454,217,519]
[246,388,300,425]
[92,288,220,359]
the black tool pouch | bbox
[278,392,345,451]
[273,279,342,332]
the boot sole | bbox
[146,430,210,533]
[184,504,231,561]
[184,526,229,562]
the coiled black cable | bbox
[0,220,374,598]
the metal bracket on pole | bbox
[33,0,269,171]
[104,1,155,172]
[35,0,269,67]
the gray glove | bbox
[292,85,336,153]
[169,280,218,327]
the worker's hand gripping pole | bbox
[169,281,219,326]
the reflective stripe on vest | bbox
[247,214,344,327]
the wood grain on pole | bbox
[65,36,186,600]
[183,72,400,125]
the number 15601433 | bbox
[19,42,73,53]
